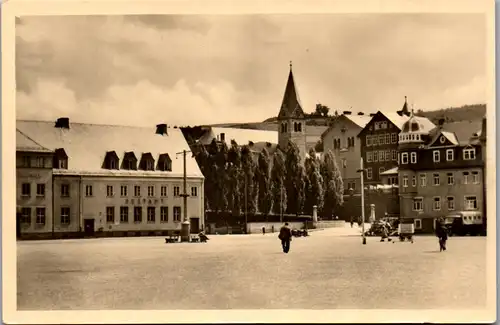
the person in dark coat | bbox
[435,218,448,252]
[278,222,292,253]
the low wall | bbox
[247,222,305,234]
[314,220,346,229]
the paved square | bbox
[17,230,487,310]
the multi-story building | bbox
[16,118,205,239]
[16,130,54,238]
[398,113,485,233]
[321,112,371,193]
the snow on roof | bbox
[382,112,410,129]
[345,115,372,128]
[16,120,203,178]
[198,127,278,146]
[16,129,53,153]
[380,167,398,175]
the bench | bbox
[190,235,200,243]
[165,235,179,243]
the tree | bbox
[285,141,306,215]
[321,150,344,218]
[271,148,287,216]
[256,148,272,217]
[227,141,242,216]
[195,145,212,211]
[314,139,324,152]
[304,149,324,215]
[241,145,257,215]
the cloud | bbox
[16,14,487,125]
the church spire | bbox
[278,61,305,119]
[397,95,411,117]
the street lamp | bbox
[356,157,367,245]
[176,150,192,242]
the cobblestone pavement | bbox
[17,230,487,310]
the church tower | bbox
[277,62,307,161]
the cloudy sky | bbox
[16,13,486,127]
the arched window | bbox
[298,123,302,132]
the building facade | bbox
[277,62,307,161]
[398,114,485,233]
[16,130,54,238]
[16,118,205,239]
[321,113,371,194]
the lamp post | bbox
[176,150,191,242]
[357,157,367,245]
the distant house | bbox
[196,126,278,148]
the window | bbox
[433,197,441,211]
[472,171,479,184]
[447,173,454,185]
[433,150,440,163]
[366,151,373,162]
[391,133,398,143]
[373,151,378,162]
[374,122,380,130]
[148,185,155,197]
[366,168,372,180]
[109,159,117,169]
[463,172,469,184]
[174,186,181,197]
[173,206,182,222]
[379,167,385,176]
[385,133,390,144]
[61,184,70,197]
[191,186,198,197]
[160,206,169,222]
[403,175,408,187]
[106,207,115,223]
[58,158,68,169]
[388,176,398,185]
[60,207,70,225]
[433,173,440,186]
[413,198,423,211]
[410,152,417,164]
[34,184,45,197]
[414,219,422,230]
[120,206,129,223]
[381,121,388,129]
[401,152,408,164]
[419,174,426,187]
[146,160,154,171]
[379,134,385,145]
[85,185,93,197]
[22,156,31,167]
[447,197,455,210]
[463,148,476,160]
[412,176,417,187]
[379,151,385,162]
[20,207,31,224]
[366,135,372,147]
[107,185,114,197]
[372,135,378,146]
[464,196,478,210]
[21,183,31,197]
[392,150,397,161]
[385,150,390,161]
[134,207,142,223]
[36,207,46,225]
[147,207,156,223]
[35,156,45,168]
[446,149,454,161]
[121,185,128,197]
[134,185,141,197]
[161,186,168,197]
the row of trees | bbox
[194,139,344,220]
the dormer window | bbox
[157,154,172,172]
[103,151,119,170]
[122,152,138,170]
[463,147,476,160]
[139,153,155,171]
[53,148,68,169]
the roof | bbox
[277,63,305,119]
[382,112,410,130]
[16,129,53,153]
[402,115,436,134]
[197,127,278,147]
[321,114,371,139]
[380,167,398,175]
[440,120,483,145]
[16,120,203,178]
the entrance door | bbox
[190,218,200,234]
[84,219,95,236]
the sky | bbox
[16,13,487,127]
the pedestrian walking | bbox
[435,218,448,252]
[350,216,354,228]
[278,222,292,254]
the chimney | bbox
[357,112,364,116]
[155,124,168,135]
[370,113,376,117]
[55,117,70,129]
[343,111,352,115]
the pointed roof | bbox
[278,61,305,119]
[397,96,411,117]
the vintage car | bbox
[443,211,484,236]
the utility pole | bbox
[358,157,367,245]
[177,150,191,242]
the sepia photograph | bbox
[2,0,496,323]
